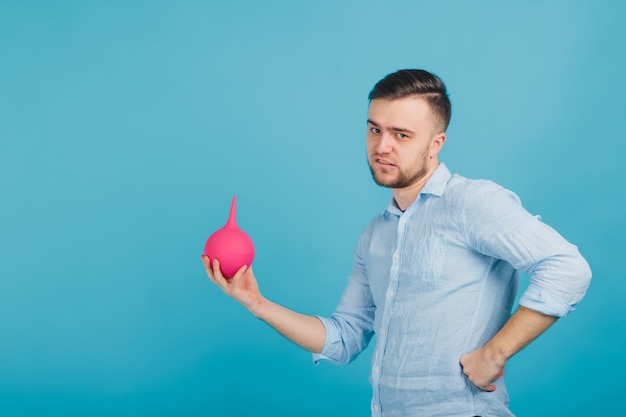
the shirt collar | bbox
[382,163,452,218]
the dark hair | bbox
[368,69,451,132]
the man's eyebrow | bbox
[391,126,414,134]
[367,119,414,134]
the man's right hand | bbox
[201,255,264,317]
[200,254,326,353]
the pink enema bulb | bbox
[204,196,255,278]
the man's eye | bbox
[370,127,380,134]
[396,133,407,139]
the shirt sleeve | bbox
[463,181,592,317]
[312,228,376,365]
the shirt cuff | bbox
[311,315,342,364]
[519,284,575,317]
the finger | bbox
[200,255,216,281]
[213,259,238,284]
[212,258,224,280]
[482,371,504,391]
[465,378,494,392]
[200,254,210,269]
[208,259,232,289]
[225,265,249,290]
[459,355,467,369]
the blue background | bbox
[1,1,624,416]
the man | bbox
[201,69,592,416]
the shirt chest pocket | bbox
[406,236,447,284]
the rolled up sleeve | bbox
[518,246,592,317]
[312,233,376,365]
[466,181,592,317]
[312,315,343,364]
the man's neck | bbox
[391,162,440,212]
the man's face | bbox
[367,96,445,189]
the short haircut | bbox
[368,69,452,132]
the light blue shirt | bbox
[313,163,591,417]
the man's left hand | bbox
[460,347,505,392]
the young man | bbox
[201,69,592,417]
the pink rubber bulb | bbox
[204,196,255,278]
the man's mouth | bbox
[375,158,395,167]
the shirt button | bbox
[388,290,395,297]
[393,253,400,261]
[381,329,387,335]
[373,404,380,412]
[374,366,380,373]
[400,219,407,225]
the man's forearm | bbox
[484,305,558,365]
[252,297,326,354]
[461,305,559,390]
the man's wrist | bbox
[248,296,269,320]
[482,339,510,366]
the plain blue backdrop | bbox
[1,1,624,416]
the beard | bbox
[368,155,430,189]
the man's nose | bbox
[375,133,393,154]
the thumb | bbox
[484,370,505,391]
[230,264,249,282]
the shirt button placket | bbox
[373,213,408,417]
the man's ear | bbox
[429,132,446,158]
